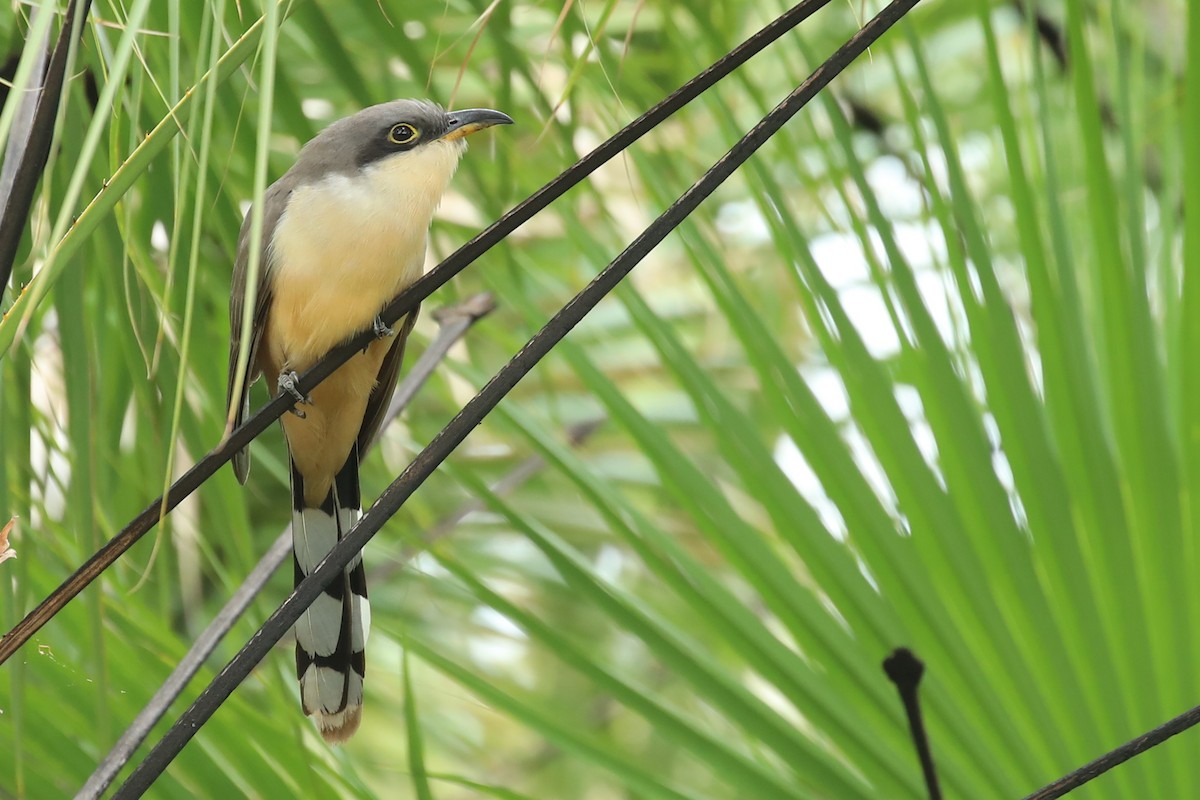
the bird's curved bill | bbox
[441,108,514,141]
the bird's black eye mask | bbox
[354,113,451,168]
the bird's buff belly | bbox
[262,171,428,370]
[257,181,426,501]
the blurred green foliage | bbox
[0,0,1194,798]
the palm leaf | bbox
[1,1,1191,797]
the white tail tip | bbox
[314,705,362,744]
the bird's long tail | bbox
[291,443,369,744]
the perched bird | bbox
[225,100,512,743]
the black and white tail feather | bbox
[291,443,370,743]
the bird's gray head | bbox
[297,99,513,179]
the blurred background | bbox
[0,0,1193,797]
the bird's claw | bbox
[372,315,395,339]
[277,371,311,418]
[363,316,395,353]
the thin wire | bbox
[0,0,834,666]
[112,1,922,794]
[88,417,598,797]
[1022,704,1200,800]
[370,417,605,585]
[75,294,495,799]
[370,293,497,448]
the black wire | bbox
[0,0,834,667]
[1022,704,1200,799]
[75,295,495,799]
[112,1,922,794]
[369,418,605,586]
[370,293,498,449]
[77,533,290,800]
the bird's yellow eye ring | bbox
[388,123,419,145]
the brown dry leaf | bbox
[0,517,15,564]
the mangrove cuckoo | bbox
[225,100,512,743]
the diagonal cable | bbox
[75,293,494,799]
[370,293,498,448]
[370,417,605,586]
[110,1,922,793]
[0,0,835,665]
[1022,704,1200,800]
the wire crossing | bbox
[111,0,922,793]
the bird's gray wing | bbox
[358,307,420,455]
[226,179,292,484]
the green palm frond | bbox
[1,1,1194,798]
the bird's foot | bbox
[362,315,395,353]
[372,315,395,339]
[277,371,312,418]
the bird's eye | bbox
[388,123,419,145]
